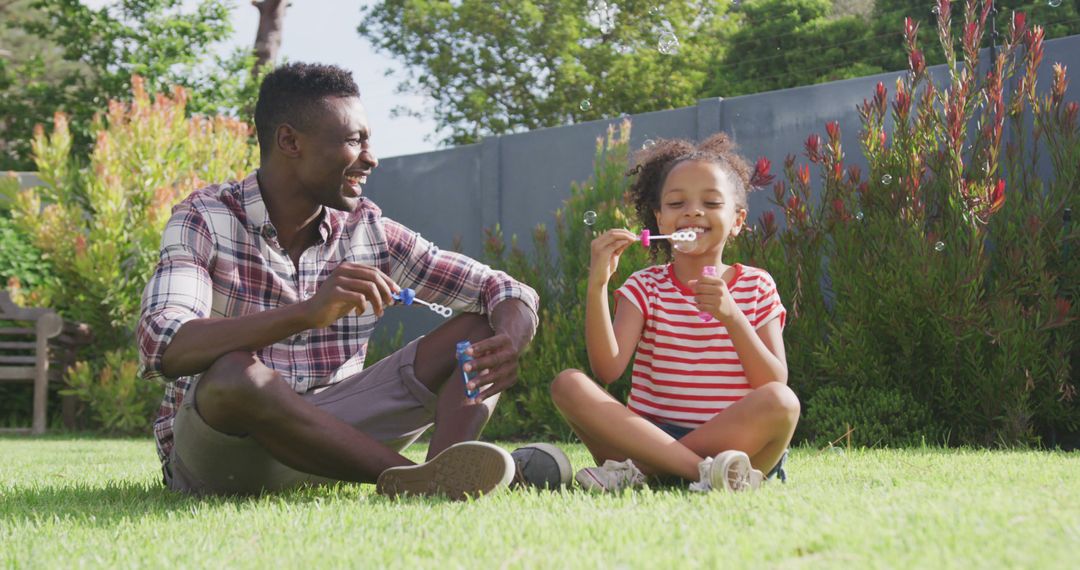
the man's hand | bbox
[304,262,399,328]
[466,298,536,400]
[463,332,524,401]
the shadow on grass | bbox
[0,432,153,442]
[0,479,378,526]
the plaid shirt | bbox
[138,173,539,464]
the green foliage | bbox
[366,322,406,365]
[483,120,649,439]
[358,0,1080,144]
[865,0,1080,76]
[0,0,260,170]
[710,0,888,96]
[358,0,734,146]
[0,214,53,294]
[736,3,1079,447]
[7,78,257,433]
[61,346,159,434]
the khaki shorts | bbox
[164,337,437,495]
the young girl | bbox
[551,133,800,493]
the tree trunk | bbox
[252,0,287,75]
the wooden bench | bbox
[0,291,91,434]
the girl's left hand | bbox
[690,274,739,323]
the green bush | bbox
[0,216,53,297]
[5,77,257,434]
[63,346,159,435]
[736,6,1078,447]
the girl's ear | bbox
[731,208,748,236]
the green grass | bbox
[1,437,1078,568]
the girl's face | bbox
[654,159,747,257]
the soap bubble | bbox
[642,139,656,149]
[1049,0,1062,7]
[586,1,618,34]
[673,240,697,253]
[580,99,592,111]
[881,174,893,185]
[855,211,864,221]
[934,241,945,252]
[657,32,679,55]
[583,210,598,226]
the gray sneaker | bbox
[376,441,515,500]
[510,443,573,490]
[575,459,646,492]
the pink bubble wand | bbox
[638,229,698,248]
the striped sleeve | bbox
[752,270,786,330]
[615,270,650,318]
[137,199,216,382]
[381,216,539,327]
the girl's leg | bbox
[550,369,702,480]
[678,382,800,472]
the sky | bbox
[223,1,438,158]
[83,0,439,158]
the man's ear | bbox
[731,208,748,236]
[276,124,302,158]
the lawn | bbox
[1,437,1077,568]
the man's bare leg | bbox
[195,352,412,483]
[410,313,500,460]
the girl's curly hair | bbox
[626,132,754,261]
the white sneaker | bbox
[689,450,764,493]
[575,459,646,492]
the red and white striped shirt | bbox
[616,263,785,428]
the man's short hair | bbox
[254,62,361,157]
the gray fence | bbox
[13,35,1079,344]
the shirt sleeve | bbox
[381,217,539,330]
[752,271,786,330]
[615,271,649,319]
[137,200,216,382]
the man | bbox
[138,62,571,498]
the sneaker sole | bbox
[376,441,515,501]
[517,442,573,487]
[713,450,761,492]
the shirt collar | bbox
[239,171,345,245]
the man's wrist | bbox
[491,298,537,351]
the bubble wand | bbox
[391,288,453,318]
[582,210,699,250]
[637,229,699,248]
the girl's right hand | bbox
[589,229,638,286]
